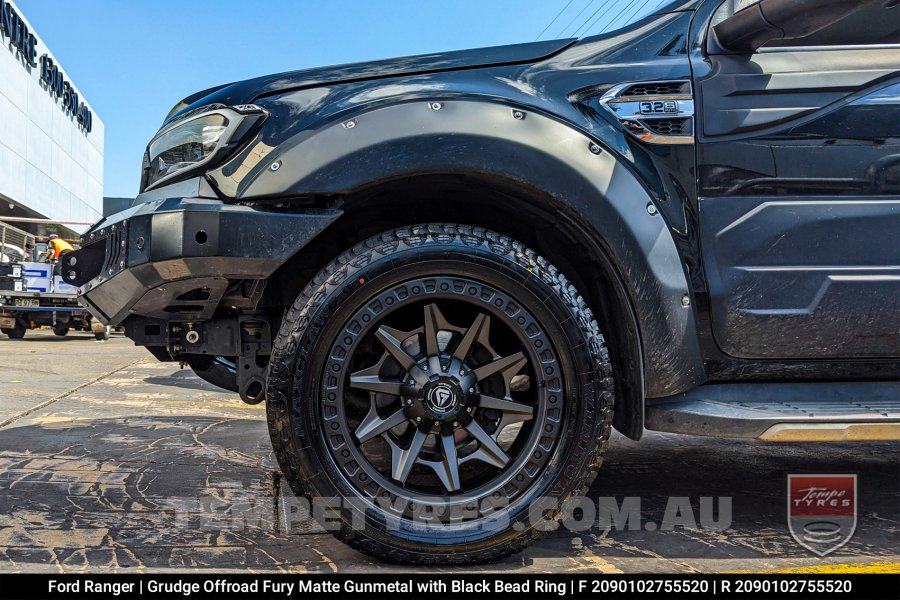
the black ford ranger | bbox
[66,0,899,563]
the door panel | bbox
[701,195,900,358]
[699,48,898,137]
[697,47,900,360]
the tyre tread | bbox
[267,224,614,565]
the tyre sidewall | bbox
[268,231,608,561]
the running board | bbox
[645,381,900,441]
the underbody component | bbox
[164,312,272,404]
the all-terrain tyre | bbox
[266,224,614,564]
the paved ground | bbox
[0,333,897,573]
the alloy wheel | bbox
[320,275,564,515]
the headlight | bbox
[143,104,266,191]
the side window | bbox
[763,1,900,48]
[710,0,900,50]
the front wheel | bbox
[266,224,614,564]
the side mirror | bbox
[712,0,878,53]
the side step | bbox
[645,381,900,441]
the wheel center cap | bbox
[423,379,463,418]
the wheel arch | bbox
[267,173,646,438]
[249,100,706,438]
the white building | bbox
[0,0,103,241]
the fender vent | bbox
[620,82,690,97]
[644,118,691,136]
[599,81,694,145]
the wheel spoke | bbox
[463,419,510,469]
[355,406,408,443]
[471,351,527,383]
[451,313,489,363]
[422,304,443,357]
[478,394,534,421]
[483,393,535,435]
[425,433,461,493]
[374,326,428,386]
[348,373,405,396]
[422,304,445,372]
[374,326,417,371]
[391,428,428,484]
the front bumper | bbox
[66,191,340,326]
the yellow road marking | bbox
[167,400,266,410]
[98,398,266,411]
[728,562,900,574]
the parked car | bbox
[65,0,899,564]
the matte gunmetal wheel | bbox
[267,224,613,564]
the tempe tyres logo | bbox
[787,474,857,557]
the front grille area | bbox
[643,118,691,136]
[101,227,127,277]
[620,82,690,97]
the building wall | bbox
[0,0,104,233]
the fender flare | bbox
[226,99,706,398]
